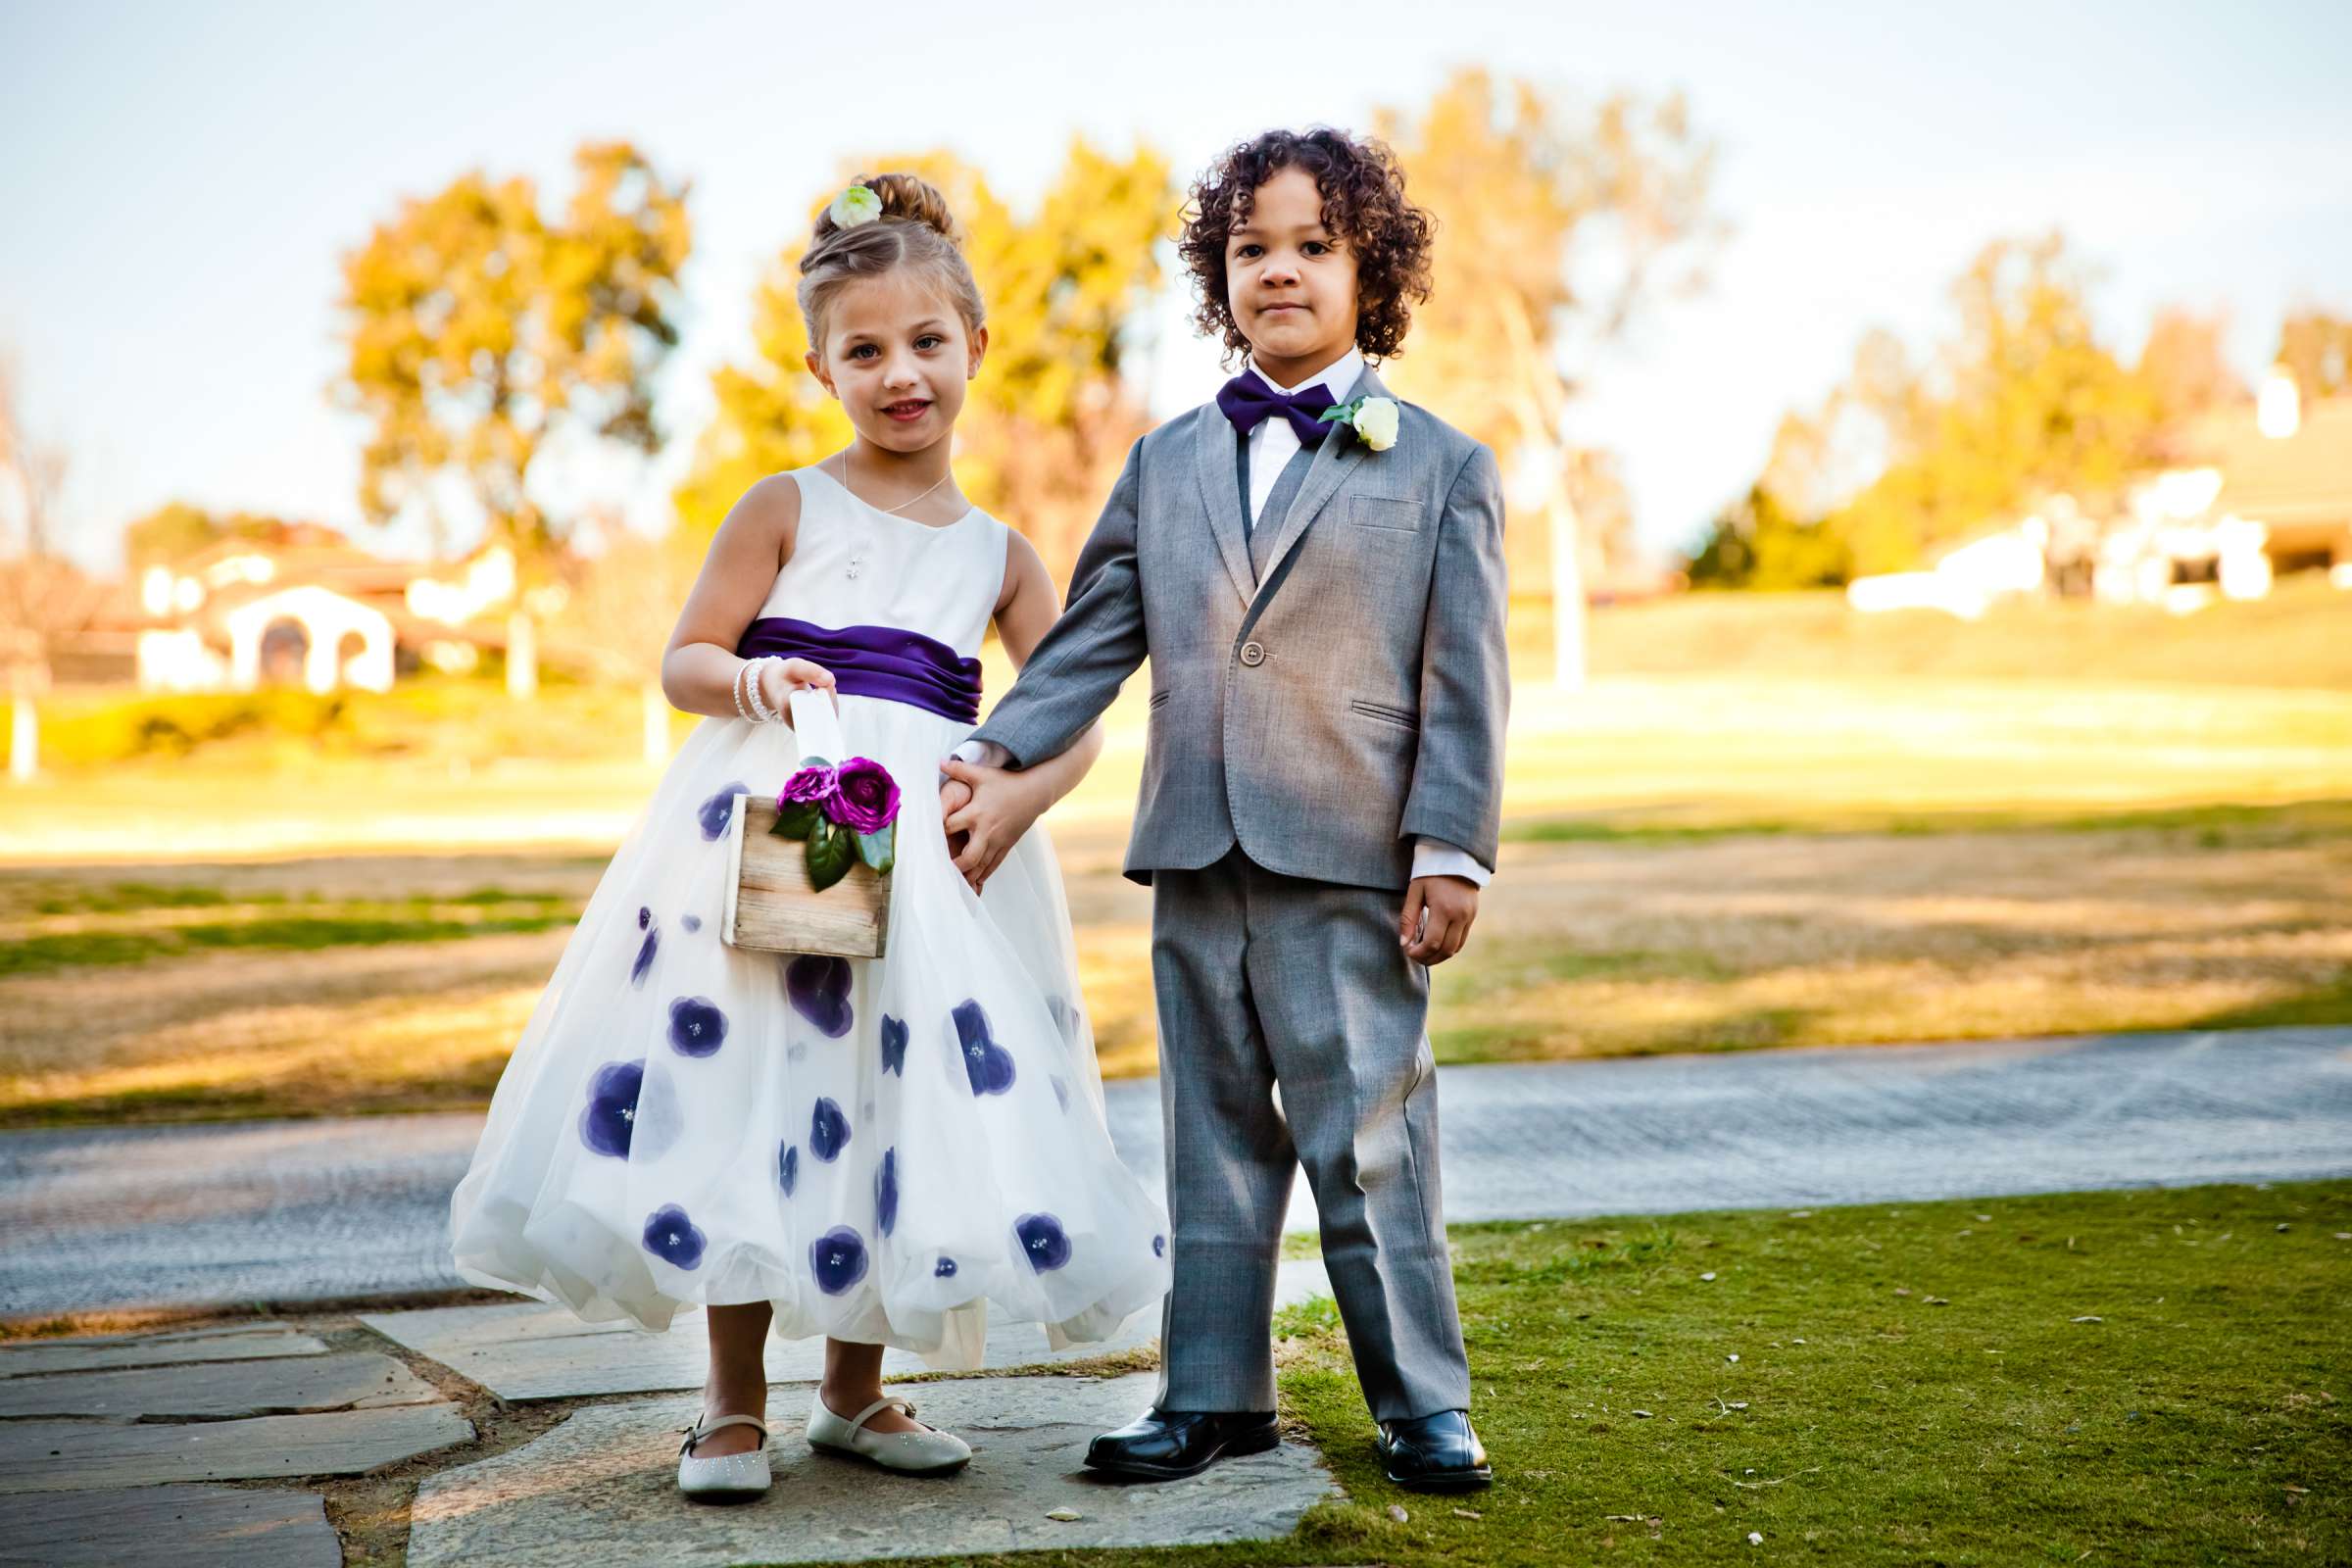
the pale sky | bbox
[4,0,2348,571]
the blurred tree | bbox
[1728,234,2162,581]
[2136,308,2245,426]
[0,354,100,781]
[1687,483,1852,590]
[2276,308,2352,399]
[1377,69,1721,686]
[335,141,691,696]
[545,511,700,766]
[675,139,1173,582]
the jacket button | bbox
[1239,641,1266,667]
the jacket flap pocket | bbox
[1349,495,1425,532]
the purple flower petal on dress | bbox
[786,956,855,1038]
[642,1203,707,1270]
[876,1148,899,1237]
[933,1256,957,1279]
[879,1014,908,1076]
[777,1143,799,1197]
[809,1225,869,1296]
[667,996,727,1057]
[1015,1211,1071,1273]
[629,923,659,989]
[638,906,651,930]
[681,914,702,934]
[809,1097,851,1162]
[577,1059,644,1158]
[696,782,750,842]
[1050,1074,1070,1113]
[952,1000,1016,1097]
[1152,1234,1166,1258]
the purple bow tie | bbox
[1216,374,1338,445]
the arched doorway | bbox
[259,618,311,685]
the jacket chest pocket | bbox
[1349,495,1425,532]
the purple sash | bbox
[736,616,982,724]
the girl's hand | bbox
[939,759,1049,891]
[938,774,977,888]
[757,658,835,722]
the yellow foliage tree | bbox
[673,139,1173,581]
[1377,69,1721,683]
[334,142,692,693]
[1820,234,2162,575]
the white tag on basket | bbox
[788,686,849,762]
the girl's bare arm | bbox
[661,475,835,719]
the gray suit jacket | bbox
[973,367,1510,891]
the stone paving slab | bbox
[0,1322,326,1379]
[14,1026,2348,1317]
[367,1258,1333,1402]
[0,1483,340,1567]
[0,1402,475,1494]
[408,1372,1335,1567]
[0,1348,440,1420]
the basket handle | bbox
[788,686,849,762]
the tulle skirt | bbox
[449,696,1171,1368]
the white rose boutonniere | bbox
[1318,394,1401,452]
[828,184,883,229]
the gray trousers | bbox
[1150,848,1471,1422]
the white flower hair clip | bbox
[828,184,883,229]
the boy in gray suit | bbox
[941,126,1507,1491]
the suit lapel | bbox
[1249,365,1388,596]
[1191,409,1255,607]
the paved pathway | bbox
[6,1025,2350,1319]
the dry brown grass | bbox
[4,653,2348,1124]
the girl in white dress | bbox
[449,173,1170,1499]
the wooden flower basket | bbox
[721,690,894,960]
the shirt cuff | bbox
[1413,838,1492,887]
[948,739,1010,770]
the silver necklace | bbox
[834,451,953,516]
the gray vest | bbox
[1241,435,1320,579]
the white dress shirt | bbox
[950,347,1493,889]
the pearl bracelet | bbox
[729,660,754,722]
[744,657,780,724]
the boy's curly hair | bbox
[1179,127,1434,365]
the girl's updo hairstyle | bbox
[797,172,986,354]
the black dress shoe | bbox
[1083,1406,1280,1480]
[1378,1409,1493,1490]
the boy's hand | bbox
[940,759,1049,891]
[1400,876,1478,965]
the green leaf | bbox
[855,821,896,876]
[769,799,822,840]
[805,814,858,892]
[1316,402,1355,424]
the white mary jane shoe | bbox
[806,1393,972,1475]
[677,1412,772,1501]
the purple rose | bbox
[778,764,839,812]
[828,758,901,834]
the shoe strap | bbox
[843,1396,921,1437]
[680,1411,769,1454]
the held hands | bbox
[938,758,1048,893]
[1400,875,1479,965]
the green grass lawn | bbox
[878,1180,2351,1568]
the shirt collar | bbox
[1248,347,1364,405]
